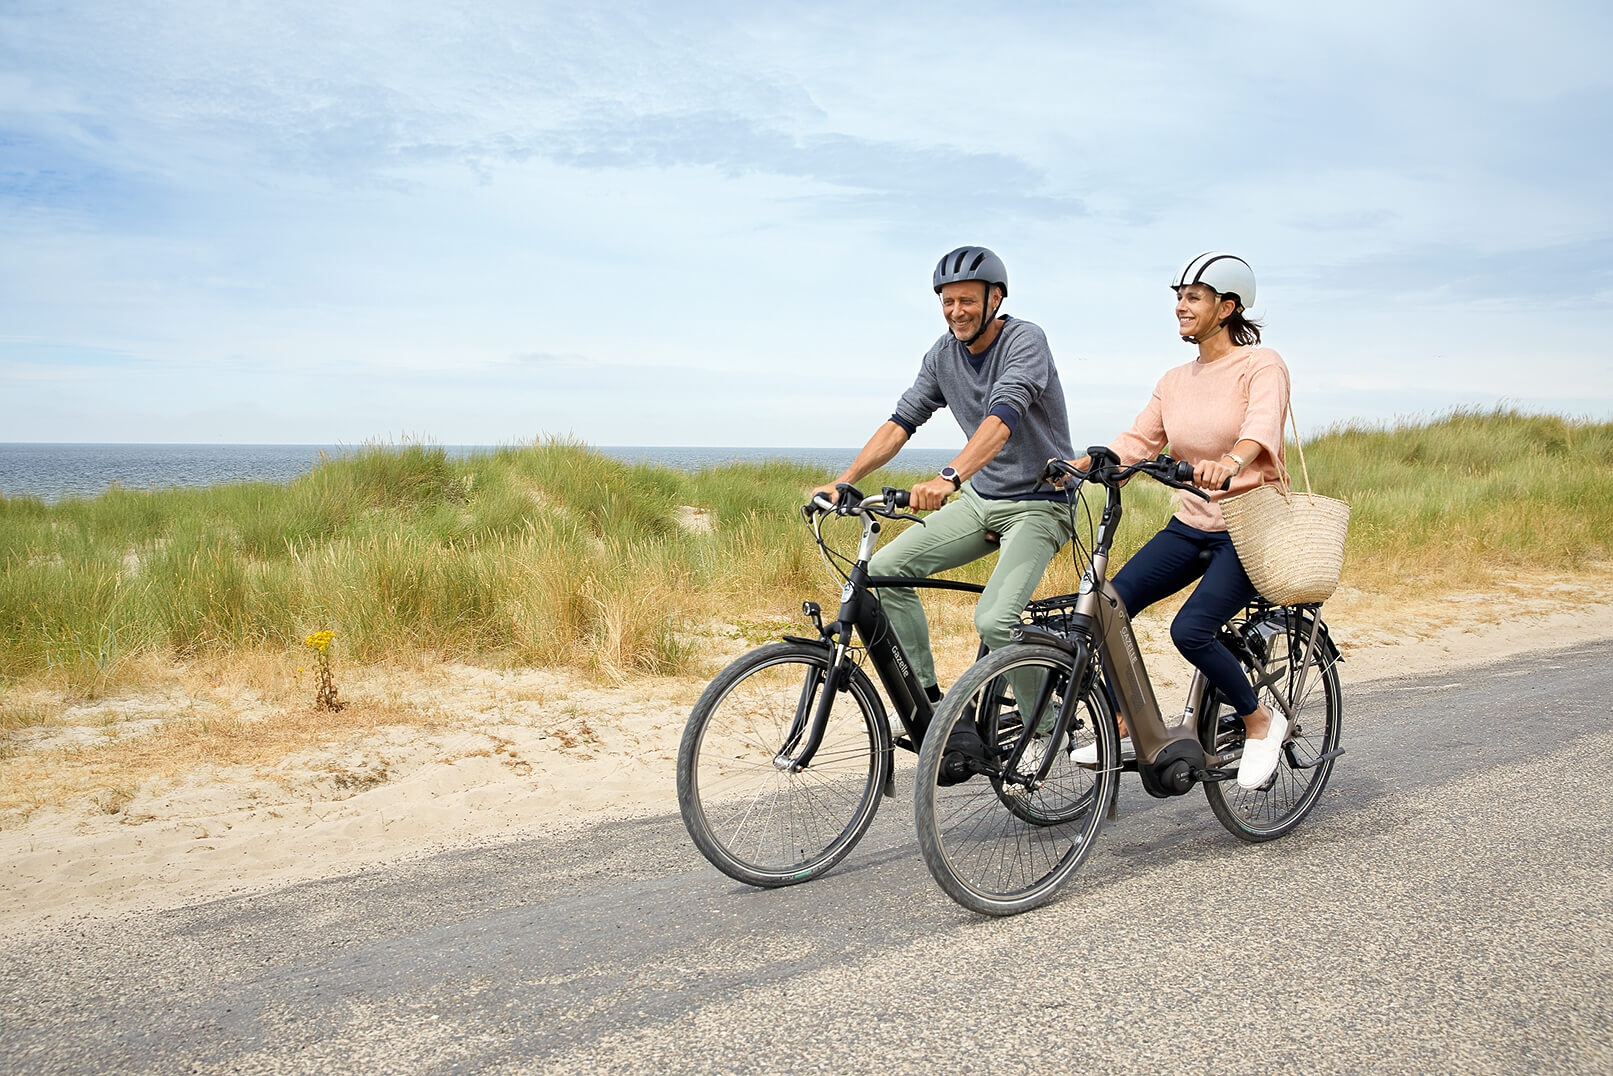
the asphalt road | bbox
[4,642,1611,1075]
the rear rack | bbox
[1021,593,1082,635]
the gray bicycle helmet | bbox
[1171,252,1255,310]
[933,246,1008,297]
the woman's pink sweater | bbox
[1108,345,1290,532]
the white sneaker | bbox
[1236,712,1290,789]
[1070,736,1130,766]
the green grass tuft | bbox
[2,409,1609,686]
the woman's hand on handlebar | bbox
[1192,456,1236,492]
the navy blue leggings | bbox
[1111,517,1260,716]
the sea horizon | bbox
[0,442,955,504]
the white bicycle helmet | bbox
[1171,252,1255,311]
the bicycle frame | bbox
[1016,449,1343,797]
[1012,448,1354,800]
[1011,457,1204,793]
[774,488,984,776]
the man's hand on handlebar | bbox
[909,476,954,512]
[808,482,843,507]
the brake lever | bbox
[1040,459,1089,490]
[802,494,836,520]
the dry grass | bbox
[0,693,429,816]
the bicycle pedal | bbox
[893,735,917,752]
[1191,766,1237,783]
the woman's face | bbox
[1174,283,1235,340]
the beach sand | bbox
[3,570,1610,935]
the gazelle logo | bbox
[1121,624,1141,669]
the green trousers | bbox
[867,483,1071,691]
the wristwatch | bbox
[939,466,962,490]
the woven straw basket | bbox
[1221,401,1350,606]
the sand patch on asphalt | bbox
[2,569,1609,934]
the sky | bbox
[3,0,1611,449]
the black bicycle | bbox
[913,450,1345,915]
[676,482,1061,887]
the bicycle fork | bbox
[995,632,1098,792]
[774,564,911,773]
[773,629,851,774]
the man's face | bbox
[940,281,998,341]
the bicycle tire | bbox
[914,644,1119,916]
[1202,610,1342,842]
[677,641,889,887]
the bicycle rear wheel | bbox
[1202,610,1342,842]
[915,644,1119,916]
[678,641,889,887]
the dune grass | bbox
[2,410,1610,704]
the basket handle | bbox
[1286,394,1317,501]
[1249,374,1307,502]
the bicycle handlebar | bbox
[1042,453,1228,500]
[804,484,921,522]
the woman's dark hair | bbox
[1221,297,1262,346]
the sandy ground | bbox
[3,571,1610,936]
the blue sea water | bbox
[0,443,958,504]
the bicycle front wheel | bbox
[1202,610,1343,842]
[915,644,1119,916]
[677,641,889,887]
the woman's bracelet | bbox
[1222,451,1247,475]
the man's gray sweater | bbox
[891,316,1075,500]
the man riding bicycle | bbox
[810,246,1076,719]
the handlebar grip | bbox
[1171,458,1231,491]
[890,489,911,508]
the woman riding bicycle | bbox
[1067,252,1290,790]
